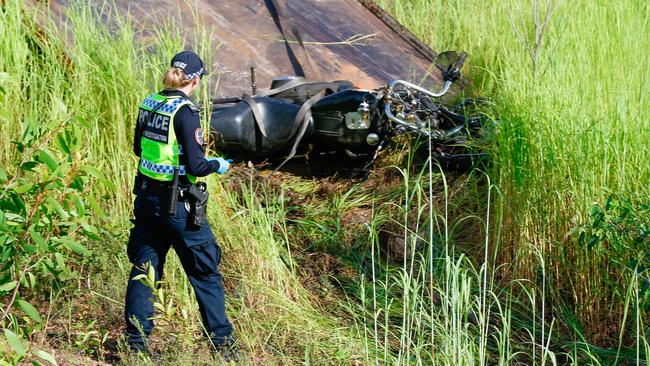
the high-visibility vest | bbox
[137,92,197,183]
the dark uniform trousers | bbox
[124,188,233,350]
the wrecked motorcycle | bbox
[209,51,495,170]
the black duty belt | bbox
[137,175,191,200]
[134,174,209,225]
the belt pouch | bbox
[190,194,209,226]
[187,183,209,226]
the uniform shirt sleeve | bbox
[174,104,221,177]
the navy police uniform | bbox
[125,88,233,351]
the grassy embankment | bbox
[1,0,649,365]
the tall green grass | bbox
[377,0,650,362]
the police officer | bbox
[125,50,238,361]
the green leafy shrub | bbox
[0,113,110,364]
[575,195,650,309]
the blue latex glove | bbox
[207,157,232,174]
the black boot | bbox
[213,335,240,363]
[125,346,163,363]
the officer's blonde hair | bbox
[162,67,192,89]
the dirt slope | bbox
[43,0,441,96]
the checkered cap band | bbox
[184,67,205,80]
[140,159,186,176]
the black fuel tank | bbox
[210,97,301,155]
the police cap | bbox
[170,50,208,80]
